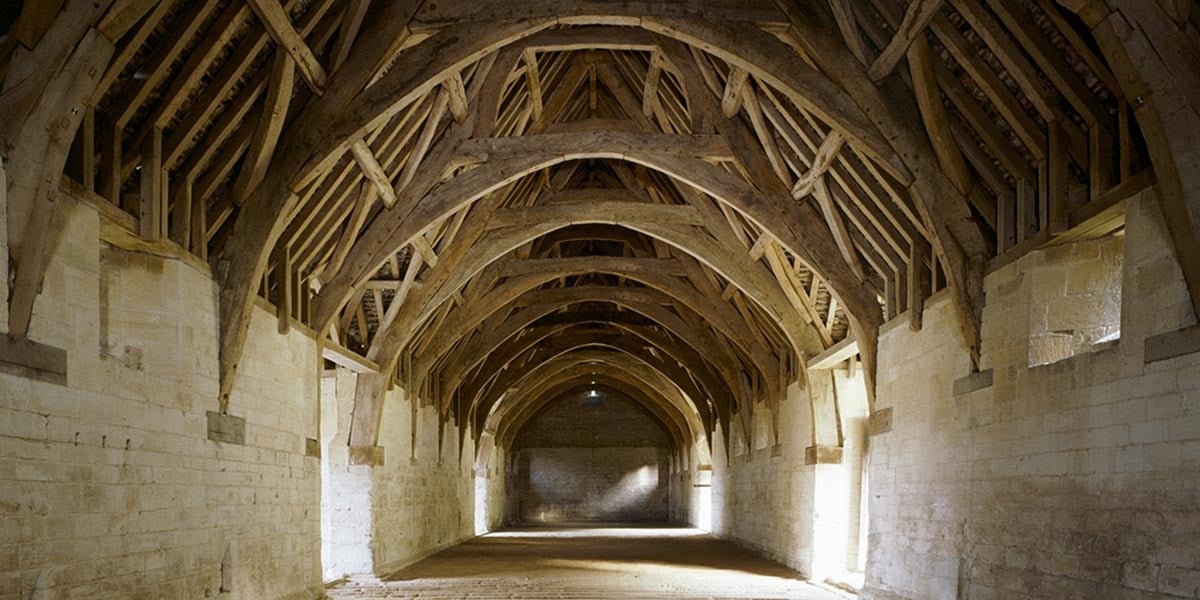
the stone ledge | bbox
[1145,325,1200,364]
[804,445,843,465]
[206,411,246,445]
[869,407,893,435]
[349,445,385,466]
[0,334,67,385]
[953,369,993,396]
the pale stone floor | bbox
[325,523,851,599]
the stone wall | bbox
[0,192,484,598]
[320,370,371,581]
[320,373,478,579]
[668,461,701,526]
[1027,235,1124,366]
[709,394,816,575]
[370,389,476,573]
[0,194,323,599]
[703,370,870,585]
[509,392,672,522]
[477,445,508,533]
[863,190,1200,599]
[515,447,670,522]
[1,159,9,330]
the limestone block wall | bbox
[508,393,672,523]
[479,445,508,532]
[321,375,479,579]
[0,194,322,599]
[668,462,699,526]
[370,389,476,574]
[1027,236,1124,366]
[322,463,374,581]
[321,370,373,581]
[704,371,870,583]
[515,447,670,522]
[863,190,1200,599]
[708,386,817,577]
[0,159,9,329]
[672,435,716,528]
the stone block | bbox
[206,412,245,445]
[304,438,321,458]
[1044,293,1119,332]
[1066,260,1122,295]
[1121,561,1160,592]
[349,445,384,466]
[1041,242,1075,263]
[1158,565,1200,597]
[1029,333,1076,366]
[1144,324,1200,364]
[803,445,843,465]
[953,369,993,396]
[869,408,893,435]
[1032,268,1067,297]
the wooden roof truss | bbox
[3,0,1186,461]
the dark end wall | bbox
[510,390,672,523]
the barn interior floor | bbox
[325,523,851,599]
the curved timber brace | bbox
[213,8,907,413]
[772,1,991,367]
[3,4,116,341]
[1065,0,1200,323]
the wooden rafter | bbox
[9,0,1155,449]
[247,0,329,93]
[867,0,945,81]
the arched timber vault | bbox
[474,376,713,478]
[211,8,932,411]
[440,296,743,398]
[481,354,708,452]
[473,337,714,436]
[4,0,1189,474]
[448,307,737,416]
[474,327,725,421]
[498,382,688,461]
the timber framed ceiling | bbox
[3,0,1184,458]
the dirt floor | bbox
[325,523,851,599]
